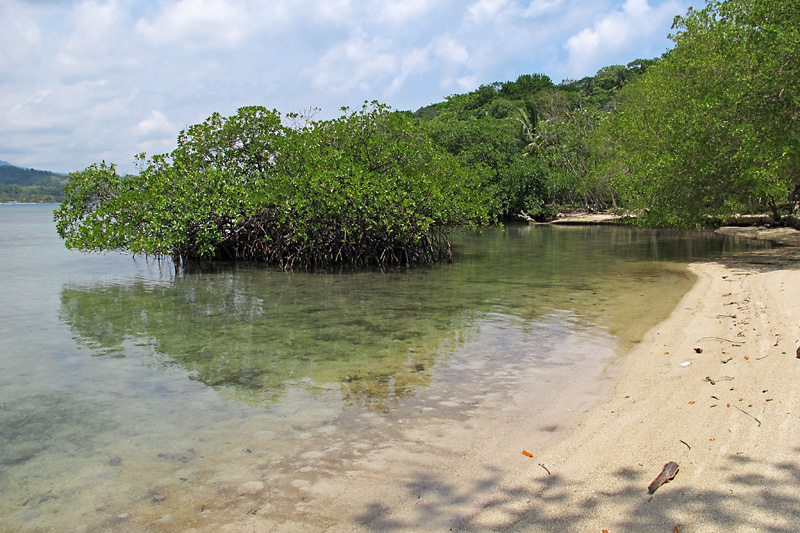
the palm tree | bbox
[515,99,542,156]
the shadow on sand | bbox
[355,448,800,532]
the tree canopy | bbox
[593,0,800,227]
[54,103,492,268]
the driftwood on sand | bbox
[648,461,680,494]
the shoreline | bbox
[9,216,795,532]
[467,230,800,531]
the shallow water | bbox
[0,205,767,530]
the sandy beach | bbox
[463,227,800,532]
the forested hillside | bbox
[408,62,656,220]
[0,165,68,203]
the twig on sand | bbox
[648,461,679,495]
[733,405,762,427]
[698,336,739,344]
[704,375,734,384]
[538,463,551,475]
[679,440,691,450]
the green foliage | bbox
[594,0,800,227]
[413,73,553,121]
[496,156,552,219]
[535,90,609,207]
[422,114,550,218]
[54,103,492,268]
[515,99,542,157]
[411,63,652,217]
[480,97,519,119]
[499,74,554,99]
[55,57,669,243]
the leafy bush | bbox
[54,103,492,268]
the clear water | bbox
[0,204,767,531]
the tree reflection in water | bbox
[58,225,766,410]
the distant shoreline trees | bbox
[0,166,68,203]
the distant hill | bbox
[0,165,65,186]
[0,163,69,203]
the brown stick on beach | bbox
[648,461,679,494]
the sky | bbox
[1,0,692,174]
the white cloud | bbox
[0,0,691,172]
[53,0,137,79]
[564,0,685,76]
[1,75,143,169]
[307,30,397,94]
[378,0,436,23]
[386,46,434,96]
[456,75,479,92]
[134,110,174,136]
[433,36,470,65]
[468,0,509,23]
[134,112,178,155]
[522,0,563,17]
[135,0,255,50]
[4,79,128,134]
[67,0,123,49]
[5,90,56,132]
[314,0,353,24]
[0,3,43,74]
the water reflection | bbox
[59,267,479,410]
[58,225,768,411]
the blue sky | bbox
[1,0,691,174]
